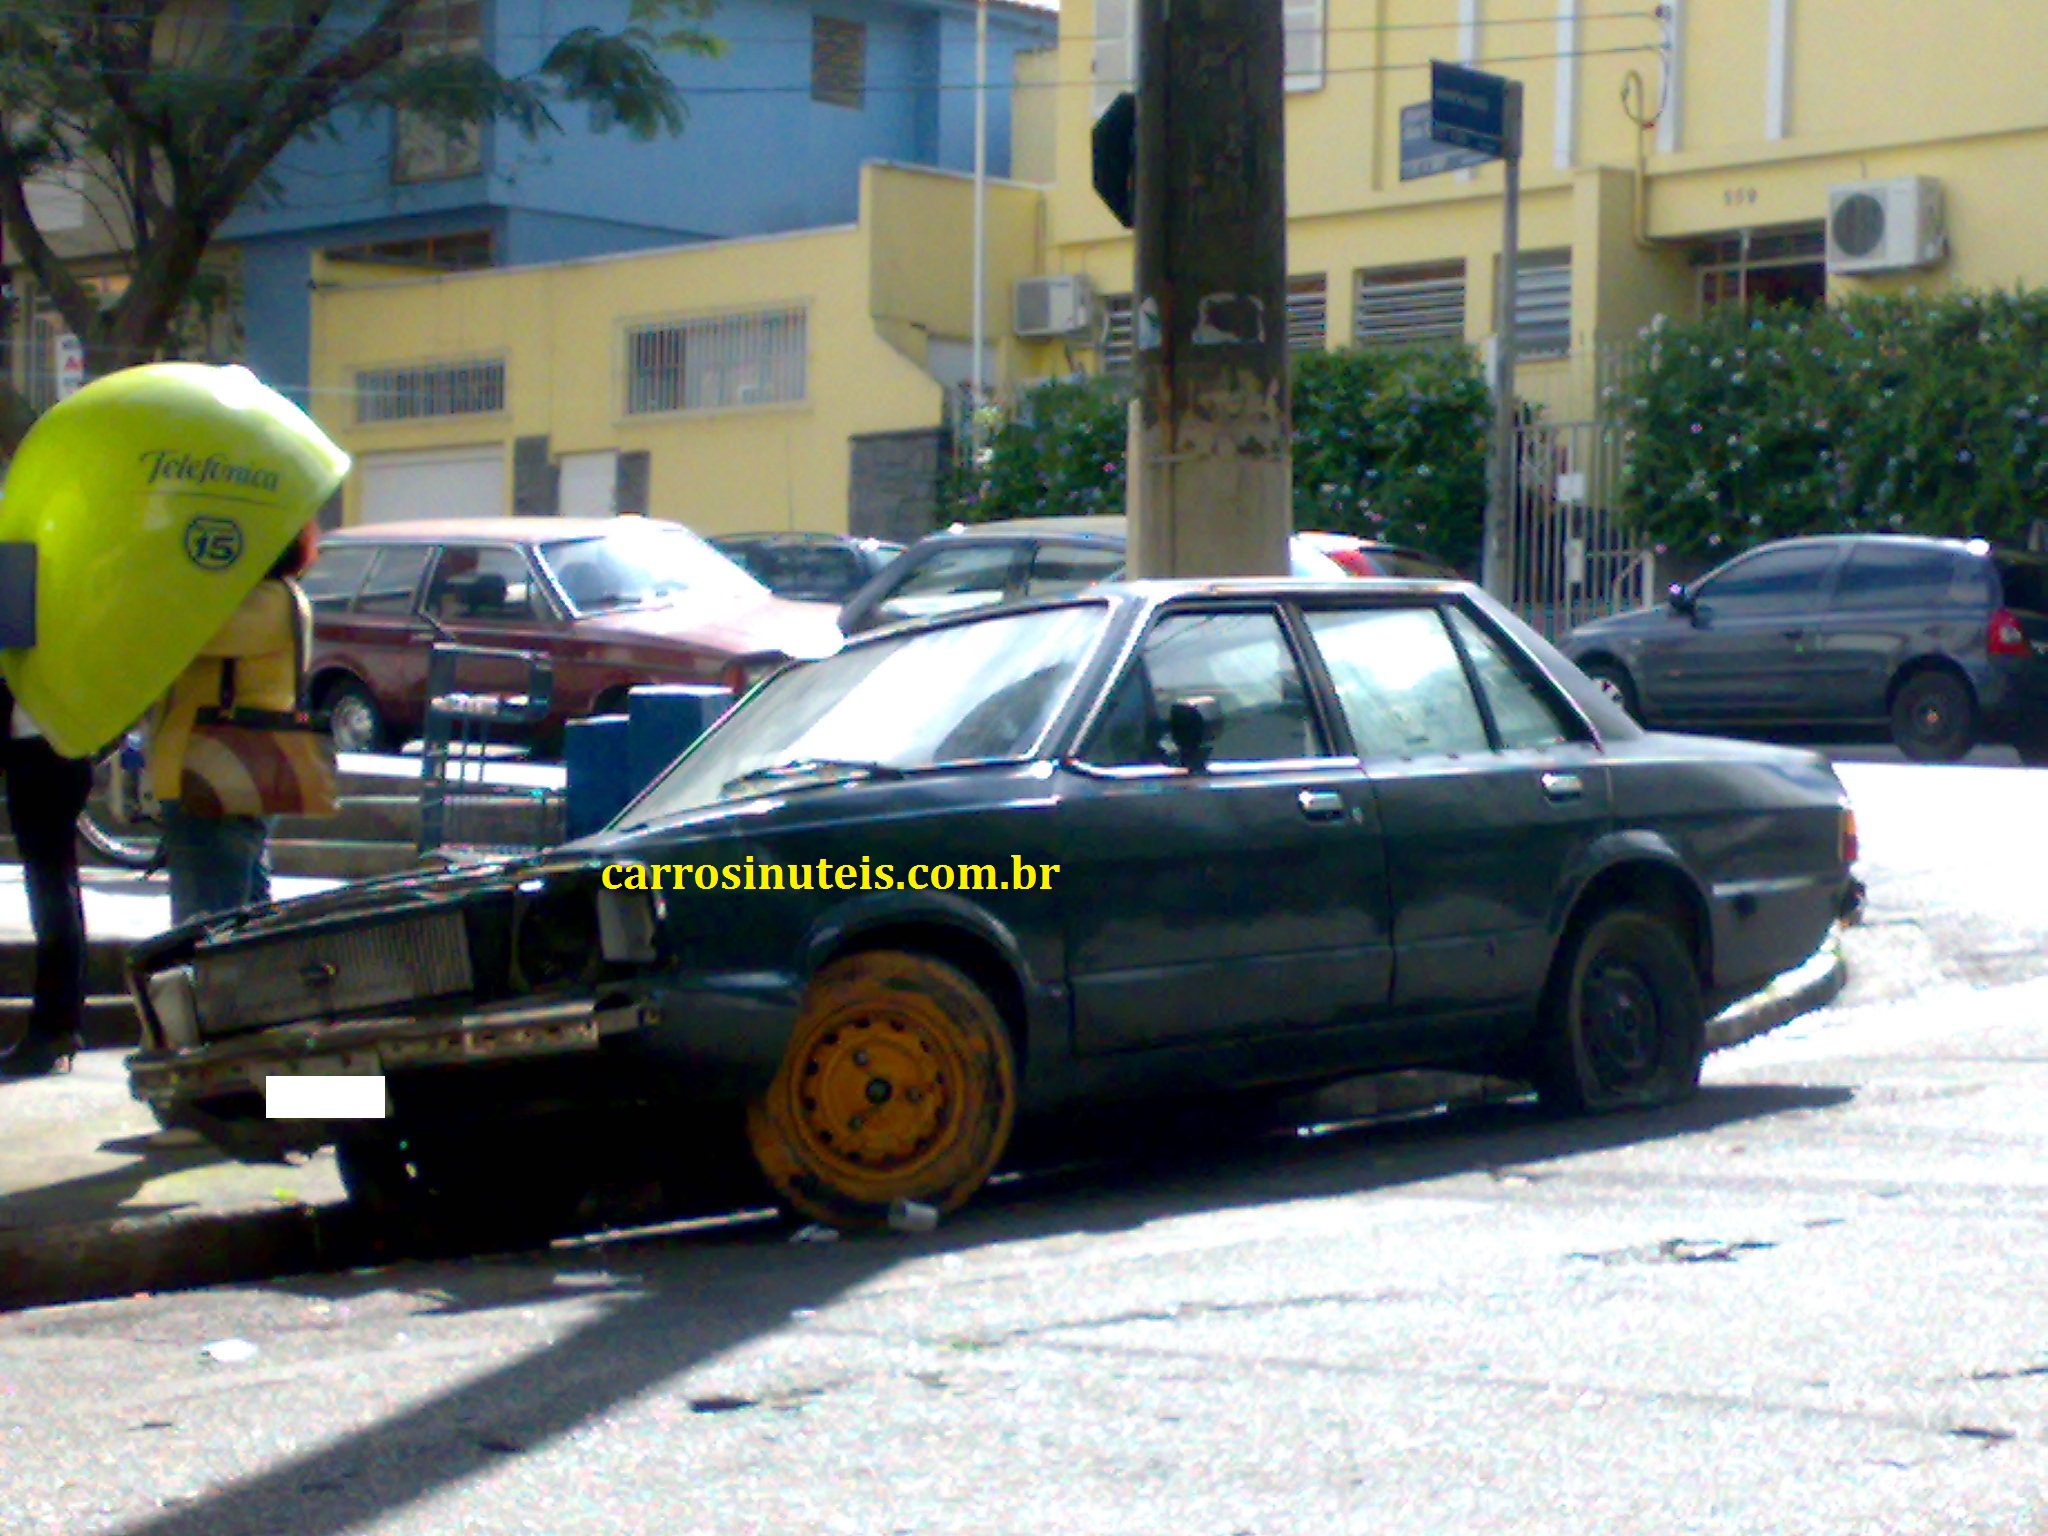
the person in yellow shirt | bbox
[148,524,318,926]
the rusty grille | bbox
[194,912,474,1036]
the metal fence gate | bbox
[1501,415,1658,641]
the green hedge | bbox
[943,346,1491,569]
[1617,290,2048,558]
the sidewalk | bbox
[0,862,1849,1313]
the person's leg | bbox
[162,806,273,925]
[5,740,91,1052]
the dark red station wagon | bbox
[301,517,843,753]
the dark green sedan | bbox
[127,579,1860,1237]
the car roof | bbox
[938,514,1127,540]
[326,516,681,545]
[713,531,897,547]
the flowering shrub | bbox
[942,347,1491,569]
[1618,291,2048,556]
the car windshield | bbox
[618,602,1111,824]
[538,524,767,614]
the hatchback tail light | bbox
[1840,805,1859,867]
[1987,607,2029,657]
[1329,548,1378,578]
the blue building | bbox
[226,0,1056,405]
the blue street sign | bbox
[1430,59,1512,156]
[1399,102,1493,181]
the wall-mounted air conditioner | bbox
[1825,177,1946,275]
[1013,274,1098,339]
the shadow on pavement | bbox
[102,1079,1854,1536]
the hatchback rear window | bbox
[1994,555,2048,614]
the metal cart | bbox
[416,643,565,857]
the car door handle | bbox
[1297,789,1346,821]
[1540,771,1584,803]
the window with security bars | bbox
[1513,251,1573,358]
[812,16,866,108]
[625,308,808,415]
[354,358,506,424]
[1099,292,1136,374]
[1354,262,1466,348]
[1287,274,1327,352]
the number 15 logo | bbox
[184,516,244,571]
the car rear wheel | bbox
[321,676,387,755]
[1890,670,1976,762]
[1533,906,1704,1115]
[1581,659,1641,720]
[746,950,1017,1228]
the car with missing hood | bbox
[126,575,1861,1243]
[302,516,842,753]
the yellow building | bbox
[308,161,1043,537]
[309,1,2048,539]
[1033,0,2048,425]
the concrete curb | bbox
[0,1201,372,1314]
[0,937,1850,1315]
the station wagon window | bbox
[1694,544,1836,617]
[1830,543,1961,611]
[300,545,377,612]
[874,544,1018,626]
[1303,606,1489,759]
[1025,543,1125,598]
[426,546,543,623]
[1084,609,1323,767]
[1444,607,1574,749]
[352,545,434,615]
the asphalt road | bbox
[1,762,2044,1536]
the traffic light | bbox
[1091,90,1137,229]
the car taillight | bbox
[1988,607,2029,657]
[1330,549,1376,577]
[1840,805,1859,867]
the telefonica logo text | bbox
[140,449,282,494]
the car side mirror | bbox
[1166,694,1221,774]
[1667,582,1695,616]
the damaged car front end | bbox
[126,855,669,1163]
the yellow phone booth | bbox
[0,364,351,759]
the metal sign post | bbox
[1427,61,1524,598]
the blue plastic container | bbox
[562,714,633,839]
[626,685,735,799]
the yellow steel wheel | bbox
[747,950,1017,1228]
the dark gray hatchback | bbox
[1561,535,2048,763]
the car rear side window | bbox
[1994,555,2048,614]
[1695,544,1836,617]
[301,545,377,611]
[352,546,433,615]
[1832,544,1963,611]
[1303,606,1490,759]
[1444,607,1575,749]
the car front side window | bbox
[1694,546,1836,618]
[1081,608,1325,768]
[875,544,1020,626]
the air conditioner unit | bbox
[1013,274,1098,339]
[1825,177,1946,275]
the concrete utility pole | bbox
[1126,0,1291,579]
